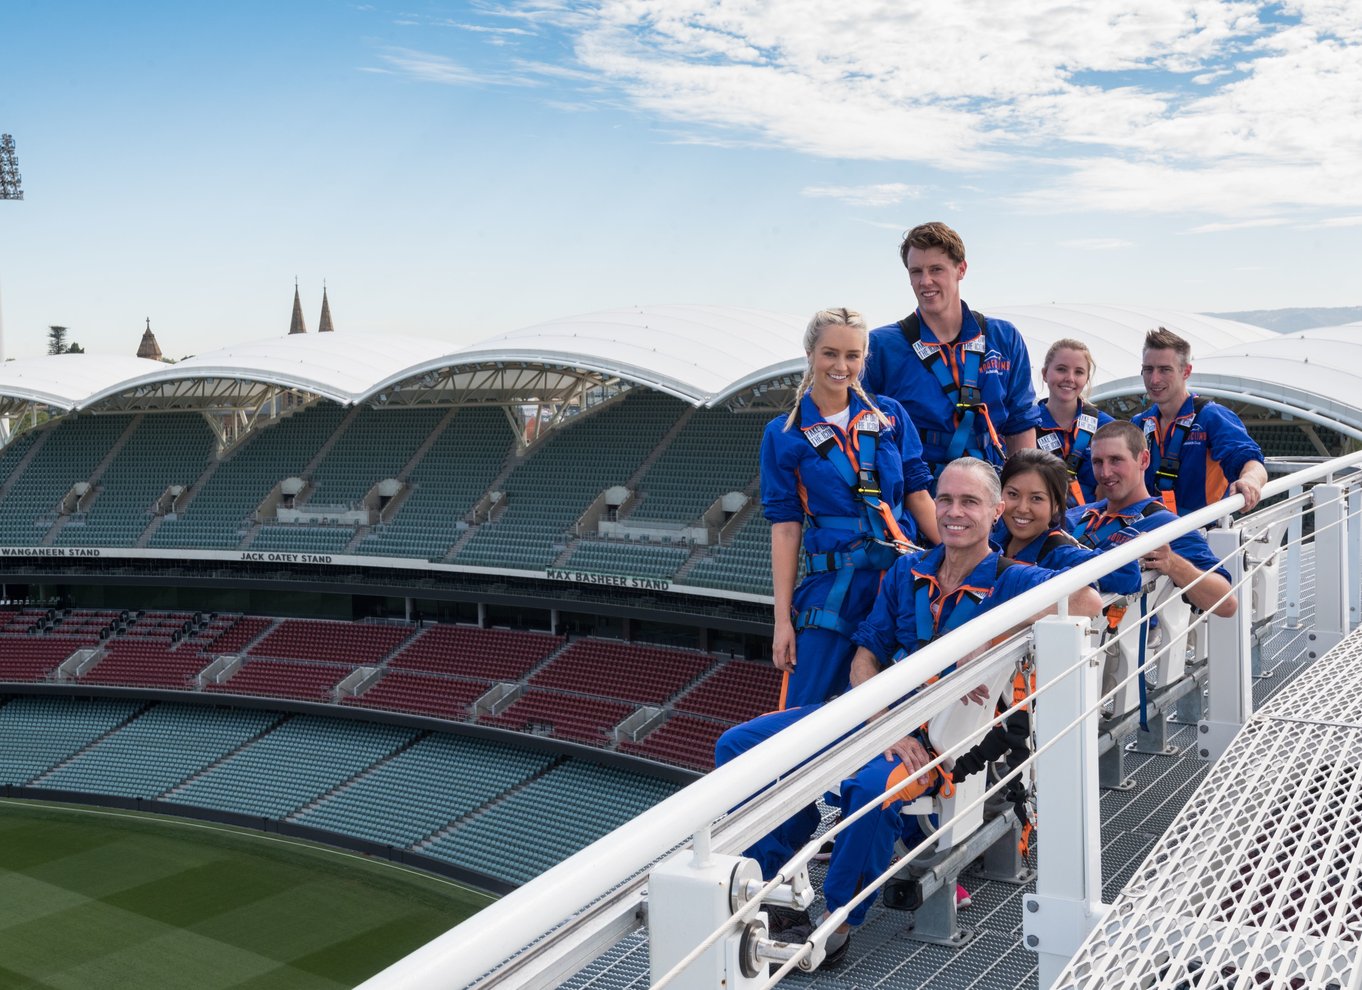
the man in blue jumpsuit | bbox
[1067,421,1236,617]
[716,458,1101,967]
[1130,327,1266,516]
[863,222,1040,482]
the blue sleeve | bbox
[1096,408,1116,428]
[882,395,932,494]
[1203,402,1263,482]
[1041,542,1141,596]
[760,419,803,524]
[852,554,907,662]
[985,563,1055,614]
[996,322,1041,435]
[1170,529,1231,583]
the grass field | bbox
[0,800,495,990]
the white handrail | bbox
[357,448,1362,990]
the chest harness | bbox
[795,409,914,638]
[886,555,1017,664]
[1071,502,1170,732]
[1143,396,1209,514]
[1038,402,1100,507]
[897,311,1002,471]
[874,556,1017,815]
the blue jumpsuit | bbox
[1036,399,1114,506]
[1065,497,1230,581]
[990,520,1141,595]
[1130,395,1264,516]
[716,546,1052,927]
[863,302,1040,479]
[761,390,931,708]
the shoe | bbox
[955,883,972,909]
[811,837,835,862]
[765,905,812,942]
[820,929,851,969]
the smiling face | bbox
[1141,346,1191,410]
[807,321,865,403]
[935,462,1003,553]
[1002,469,1054,544]
[905,245,966,325]
[1090,435,1151,511]
[1043,346,1092,408]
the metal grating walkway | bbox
[564,559,1324,990]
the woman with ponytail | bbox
[758,307,936,708]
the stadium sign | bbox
[0,546,774,602]
[545,568,671,591]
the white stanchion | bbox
[1201,525,1252,763]
[1024,615,1106,989]
[1312,484,1349,655]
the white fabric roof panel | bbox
[0,354,169,409]
[392,305,806,405]
[990,304,1274,392]
[78,332,458,408]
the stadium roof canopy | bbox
[0,354,168,416]
[1093,322,1362,441]
[361,305,806,410]
[987,303,1275,393]
[5,303,1361,450]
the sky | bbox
[0,0,1359,360]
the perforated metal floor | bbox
[563,559,1323,990]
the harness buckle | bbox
[957,385,983,407]
[856,470,881,497]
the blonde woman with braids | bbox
[756,307,936,709]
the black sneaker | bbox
[765,905,812,942]
[811,837,835,862]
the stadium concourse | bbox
[2,304,1362,918]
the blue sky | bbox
[1,0,1359,360]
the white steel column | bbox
[1312,484,1348,655]
[1349,486,1362,630]
[1284,485,1304,629]
[1024,615,1106,989]
[1201,526,1251,763]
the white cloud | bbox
[801,183,923,207]
[392,2,1362,216]
[1060,238,1134,250]
[1185,217,1292,233]
[371,47,542,87]
[1304,214,1362,228]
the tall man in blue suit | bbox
[864,222,1040,485]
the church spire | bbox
[137,317,163,360]
[318,283,334,333]
[289,280,307,335]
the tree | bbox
[47,325,68,355]
[65,342,84,354]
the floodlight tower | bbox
[0,133,22,397]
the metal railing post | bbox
[1024,615,1105,989]
[1349,486,1362,630]
[1311,483,1348,655]
[1283,485,1304,629]
[1200,526,1251,763]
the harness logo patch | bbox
[912,340,934,361]
[803,423,837,448]
[1038,433,1063,452]
[980,349,1011,375]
